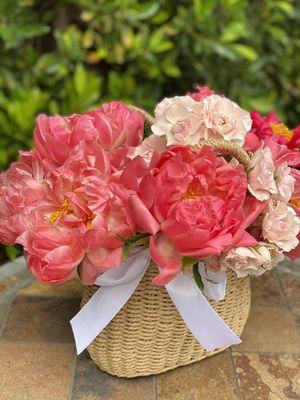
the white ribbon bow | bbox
[70,250,241,355]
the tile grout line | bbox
[67,348,78,400]
[229,349,241,400]
[153,376,157,400]
[0,296,14,340]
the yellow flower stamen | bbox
[183,186,203,201]
[290,199,300,210]
[49,198,95,228]
[270,123,293,141]
[49,199,73,224]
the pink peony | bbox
[219,244,284,277]
[246,111,300,150]
[187,85,215,102]
[288,125,300,149]
[124,145,267,285]
[262,200,300,252]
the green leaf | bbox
[232,44,258,61]
[5,245,18,260]
[163,64,181,77]
[220,22,247,43]
[193,264,204,292]
[152,40,174,53]
[212,44,238,61]
[73,64,87,95]
[128,2,160,21]
[193,0,216,21]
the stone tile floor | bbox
[0,258,299,400]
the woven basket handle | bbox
[129,105,251,170]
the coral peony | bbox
[17,226,85,284]
[87,101,144,150]
[34,101,144,168]
[0,155,46,244]
[124,145,266,284]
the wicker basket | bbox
[81,262,250,378]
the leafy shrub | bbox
[0,0,300,170]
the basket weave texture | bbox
[81,262,250,378]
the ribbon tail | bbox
[165,273,242,351]
[70,251,150,355]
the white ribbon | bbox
[198,263,227,301]
[70,250,241,355]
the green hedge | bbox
[0,0,300,170]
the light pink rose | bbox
[248,147,277,201]
[274,163,295,202]
[262,200,300,251]
[152,95,251,147]
[151,96,203,146]
[199,95,252,146]
[219,244,284,277]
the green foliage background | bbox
[0,0,300,171]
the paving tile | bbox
[71,351,154,400]
[233,352,300,400]
[0,342,74,400]
[18,277,83,298]
[234,306,300,354]
[2,296,80,343]
[0,269,33,295]
[250,271,285,307]
[156,352,238,400]
[278,271,300,308]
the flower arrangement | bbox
[1,88,299,287]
